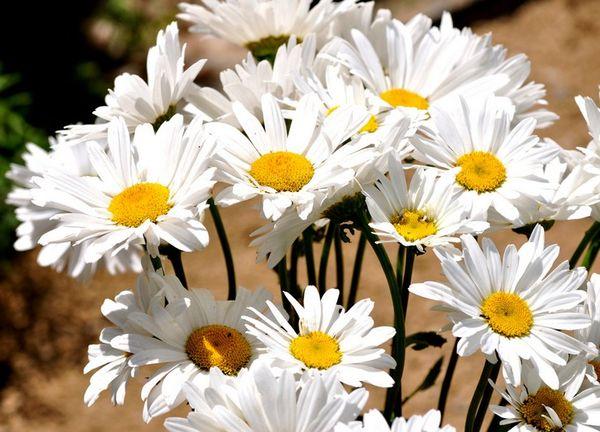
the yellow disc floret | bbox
[391,210,437,242]
[380,88,429,110]
[249,151,314,192]
[290,331,342,370]
[481,292,533,338]
[520,387,574,432]
[456,151,507,193]
[109,182,172,228]
[185,324,252,376]
[359,115,379,133]
[326,105,340,116]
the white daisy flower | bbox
[84,256,163,406]
[178,0,357,60]
[111,270,277,421]
[6,140,142,281]
[575,93,600,223]
[364,155,489,252]
[575,274,600,385]
[35,115,216,264]
[244,285,396,388]
[61,22,209,142]
[164,360,368,432]
[323,14,508,114]
[209,93,371,221]
[189,35,316,126]
[411,96,554,223]
[335,409,456,432]
[409,225,592,389]
[490,358,600,431]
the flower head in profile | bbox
[6,139,142,281]
[165,360,368,432]
[410,225,592,389]
[111,270,277,421]
[178,0,357,60]
[36,115,216,264]
[363,155,489,252]
[244,285,396,388]
[335,409,456,432]
[490,358,600,431]
[61,22,209,142]
[412,96,554,223]
[210,93,372,221]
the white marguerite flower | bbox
[575,274,600,386]
[575,93,600,223]
[410,225,593,389]
[6,139,142,281]
[84,256,163,406]
[364,155,489,252]
[164,360,368,432]
[335,409,456,432]
[244,285,396,388]
[209,93,371,221]
[61,22,209,142]
[178,0,357,58]
[490,358,600,431]
[110,270,278,421]
[35,115,216,264]
[323,13,508,114]
[411,96,554,223]
[189,35,316,126]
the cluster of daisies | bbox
[7,0,600,431]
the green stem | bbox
[289,239,301,297]
[401,247,416,318]
[473,361,501,431]
[334,226,344,303]
[302,227,317,286]
[583,238,600,270]
[358,210,405,419]
[318,225,335,294]
[396,246,405,294]
[465,361,496,432]
[486,398,508,432]
[570,221,600,268]
[437,339,460,421]
[165,247,188,288]
[208,198,237,300]
[277,257,291,316]
[346,232,366,309]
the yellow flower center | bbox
[249,151,314,192]
[289,331,342,370]
[481,292,533,338]
[185,324,252,376]
[456,151,507,193]
[108,182,172,228]
[520,387,574,432]
[380,88,429,110]
[359,115,379,133]
[325,105,339,116]
[390,210,437,242]
[590,360,600,379]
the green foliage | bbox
[0,66,46,256]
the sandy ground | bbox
[2,0,600,430]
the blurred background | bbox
[0,0,599,430]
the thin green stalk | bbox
[347,232,366,309]
[437,339,460,421]
[165,247,188,288]
[334,226,344,303]
[570,221,600,268]
[208,198,237,300]
[396,246,405,294]
[303,227,317,286]
[583,238,600,270]
[465,361,496,432]
[318,225,335,294]
[358,210,405,419]
[473,361,501,431]
[486,397,508,432]
[289,239,301,298]
[277,257,292,316]
[401,247,416,318]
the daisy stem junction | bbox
[318,224,335,294]
[569,221,600,268]
[334,227,344,303]
[302,226,317,287]
[358,209,405,420]
[346,231,366,309]
[465,360,498,432]
[208,198,237,300]
[437,338,460,421]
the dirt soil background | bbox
[1,0,600,430]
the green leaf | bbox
[406,331,447,350]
